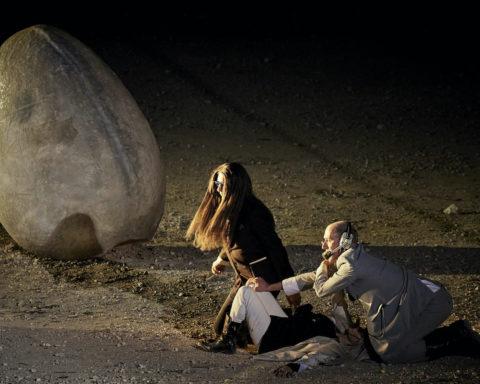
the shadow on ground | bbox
[1,239,473,341]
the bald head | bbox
[326,221,358,243]
[322,220,358,262]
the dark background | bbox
[1,8,480,383]
[2,3,479,95]
[2,3,479,86]
[2,3,479,59]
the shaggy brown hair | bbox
[186,163,253,251]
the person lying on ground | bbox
[196,284,337,355]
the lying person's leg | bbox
[230,286,288,346]
[200,286,287,353]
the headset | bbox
[322,221,353,260]
[339,222,353,252]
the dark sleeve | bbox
[248,206,295,281]
[218,248,228,262]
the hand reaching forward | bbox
[247,277,283,293]
[247,277,270,291]
[211,258,226,275]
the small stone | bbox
[443,204,459,215]
[177,216,190,231]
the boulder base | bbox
[0,25,165,259]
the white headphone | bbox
[339,222,353,251]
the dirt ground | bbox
[1,19,480,383]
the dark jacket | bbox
[213,196,295,334]
[222,196,294,284]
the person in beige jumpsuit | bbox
[252,221,480,364]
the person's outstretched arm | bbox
[249,271,316,295]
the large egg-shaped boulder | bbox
[0,25,165,260]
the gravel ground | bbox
[1,14,480,383]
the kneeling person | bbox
[252,220,480,363]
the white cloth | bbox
[229,286,287,345]
[253,335,370,368]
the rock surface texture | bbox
[0,25,165,259]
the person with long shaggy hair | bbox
[186,162,300,351]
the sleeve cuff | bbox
[282,277,301,295]
[216,256,229,266]
[218,250,229,261]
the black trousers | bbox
[258,304,337,354]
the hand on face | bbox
[322,258,338,277]
[325,253,340,267]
